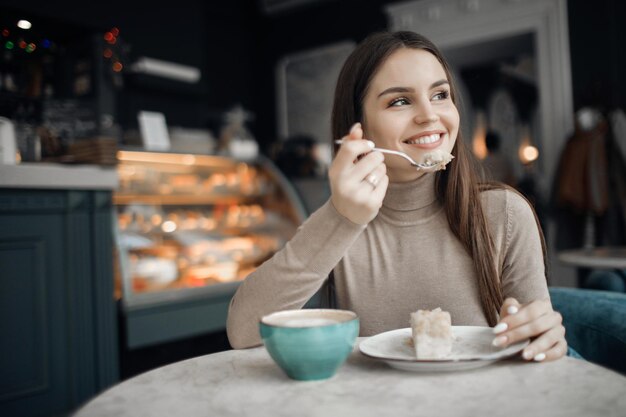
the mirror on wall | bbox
[274,41,355,213]
[276,41,354,146]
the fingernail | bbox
[493,322,508,334]
[523,349,533,360]
[507,306,519,315]
[350,122,361,133]
[367,140,375,148]
[492,336,507,347]
[533,353,546,362]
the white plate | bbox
[359,326,529,372]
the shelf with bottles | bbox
[114,150,307,306]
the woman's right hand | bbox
[329,123,389,225]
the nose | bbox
[413,101,439,124]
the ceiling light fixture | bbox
[17,20,32,30]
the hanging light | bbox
[521,145,539,163]
[472,110,488,160]
[518,125,539,164]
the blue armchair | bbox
[549,287,626,375]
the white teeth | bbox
[405,134,441,145]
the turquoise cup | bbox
[259,309,359,381]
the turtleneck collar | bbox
[379,173,442,226]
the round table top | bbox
[75,338,626,417]
[557,246,626,269]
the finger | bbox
[348,122,363,140]
[541,339,568,362]
[499,297,521,319]
[333,139,375,173]
[520,325,566,362]
[361,162,387,189]
[493,309,562,348]
[330,151,383,204]
[370,173,390,202]
[351,151,385,181]
[334,151,384,193]
[494,299,551,335]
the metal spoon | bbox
[334,140,436,169]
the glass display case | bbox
[113,150,307,348]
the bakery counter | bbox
[113,151,308,350]
[0,162,118,190]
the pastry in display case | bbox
[114,150,307,320]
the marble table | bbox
[75,338,626,417]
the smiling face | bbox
[362,48,460,182]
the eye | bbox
[432,90,450,101]
[389,97,410,107]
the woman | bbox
[227,31,567,362]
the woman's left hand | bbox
[492,298,567,362]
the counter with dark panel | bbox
[0,163,119,417]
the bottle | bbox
[218,105,258,160]
[0,116,18,164]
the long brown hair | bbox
[331,31,547,326]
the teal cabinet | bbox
[0,189,118,416]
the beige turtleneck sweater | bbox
[226,173,549,349]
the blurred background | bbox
[1,0,625,415]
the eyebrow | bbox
[377,79,449,98]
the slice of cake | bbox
[410,307,453,359]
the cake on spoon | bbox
[420,150,454,172]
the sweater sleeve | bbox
[501,190,550,304]
[226,200,366,349]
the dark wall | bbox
[0,0,239,129]
[567,0,626,112]
[0,0,394,148]
[1,0,625,150]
